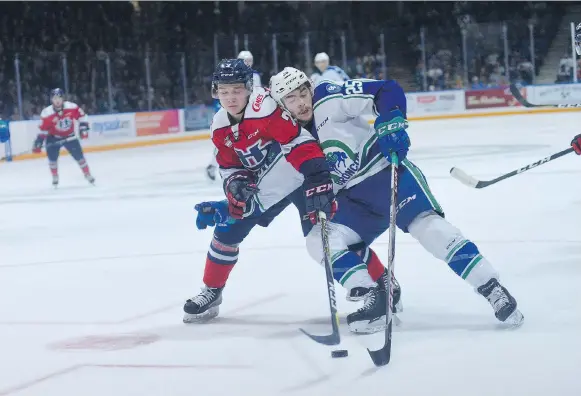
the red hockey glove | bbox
[224,171,259,219]
[32,135,45,153]
[79,122,89,140]
[572,134,581,155]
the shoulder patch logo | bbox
[252,94,265,112]
[326,84,341,94]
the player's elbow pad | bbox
[376,80,407,116]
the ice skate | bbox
[347,271,402,313]
[52,174,59,188]
[84,173,95,185]
[477,278,524,327]
[206,164,217,181]
[346,284,388,334]
[378,269,403,313]
[183,286,223,323]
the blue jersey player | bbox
[267,69,524,331]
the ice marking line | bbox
[0,364,253,396]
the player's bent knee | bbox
[306,222,362,265]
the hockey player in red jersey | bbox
[182,59,337,323]
[32,88,95,187]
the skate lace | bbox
[190,288,216,306]
[358,289,377,312]
[488,286,509,312]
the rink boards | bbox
[2,83,581,162]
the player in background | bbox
[206,50,264,181]
[183,59,336,323]
[269,68,523,331]
[0,119,9,143]
[310,52,350,87]
[237,50,262,88]
[32,89,94,187]
[572,134,581,155]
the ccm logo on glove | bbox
[305,182,333,197]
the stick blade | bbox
[450,167,479,188]
[366,321,393,366]
[299,328,341,346]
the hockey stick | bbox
[509,84,581,108]
[450,147,574,189]
[299,211,341,346]
[1,136,77,162]
[367,152,399,366]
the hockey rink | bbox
[0,111,580,396]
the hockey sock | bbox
[333,250,376,290]
[202,237,239,288]
[77,158,90,175]
[49,161,58,176]
[409,212,498,288]
[360,247,385,282]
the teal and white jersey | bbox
[311,78,405,193]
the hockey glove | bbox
[79,122,90,140]
[224,171,260,219]
[572,134,581,155]
[32,134,46,153]
[374,109,410,162]
[195,201,234,230]
[304,171,337,224]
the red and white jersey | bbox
[212,87,324,212]
[39,101,88,138]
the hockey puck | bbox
[331,349,348,358]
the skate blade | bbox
[183,306,219,324]
[500,309,524,329]
[348,316,388,334]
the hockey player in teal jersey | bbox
[268,68,524,331]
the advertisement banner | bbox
[184,105,215,132]
[136,110,180,137]
[408,91,464,115]
[530,84,581,104]
[88,113,135,141]
[465,86,524,109]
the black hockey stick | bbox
[367,152,399,366]
[509,84,581,108]
[1,136,77,162]
[450,147,574,189]
[299,211,341,346]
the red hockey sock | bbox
[203,257,235,288]
[49,161,58,176]
[366,248,386,282]
[78,158,90,175]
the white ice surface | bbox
[0,112,580,396]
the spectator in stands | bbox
[470,76,486,89]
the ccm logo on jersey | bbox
[305,183,333,197]
[252,94,265,111]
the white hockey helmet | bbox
[269,67,312,109]
[238,50,254,66]
[314,52,330,63]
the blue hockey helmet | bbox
[211,58,253,98]
[50,88,65,99]
[575,22,581,56]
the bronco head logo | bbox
[325,151,348,173]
